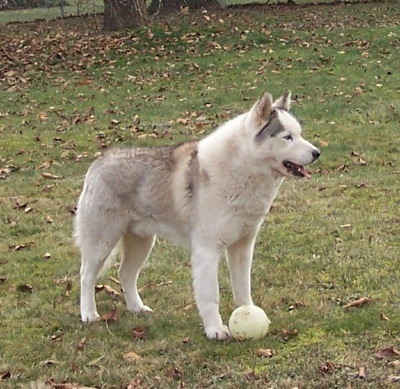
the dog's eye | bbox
[283,135,293,141]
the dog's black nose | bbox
[312,149,321,161]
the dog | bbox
[74,91,320,340]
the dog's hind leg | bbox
[78,217,126,323]
[119,231,155,314]
[226,233,256,307]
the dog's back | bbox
[75,142,199,251]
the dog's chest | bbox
[211,176,283,244]
[223,174,282,215]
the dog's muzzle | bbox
[312,149,321,162]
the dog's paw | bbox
[138,305,154,314]
[127,304,154,315]
[205,325,231,341]
[81,312,100,323]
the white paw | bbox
[81,312,100,323]
[205,325,231,341]
[127,304,154,315]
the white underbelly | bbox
[131,218,192,249]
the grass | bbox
[0,1,104,23]
[1,1,400,388]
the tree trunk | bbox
[104,0,148,32]
[148,0,221,15]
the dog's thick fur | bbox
[75,91,320,340]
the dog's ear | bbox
[255,92,274,120]
[273,91,291,111]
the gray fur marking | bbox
[255,110,285,142]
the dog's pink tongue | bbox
[300,167,311,179]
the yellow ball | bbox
[229,305,271,340]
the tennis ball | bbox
[229,305,271,340]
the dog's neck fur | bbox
[198,114,284,215]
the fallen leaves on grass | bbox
[9,243,27,251]
[318,360,336,375]
[343,296,372,309]
[101,309,119,322]
[123,351,141,362]
[16,283,33,293]
[0,371,11,380]
[39,359,59,366]
[380,313,390,321]
[257,348,275,358]
[64,281,73,296]
[41,172,62,180]
[76,337,87,351]
[165,366,183,381]
[132,326,148,340]
[53,280,73,307]
[357,366,366,379]
[374,346,400,359]
[280,328,299,340]
[95,284,122,298]
[46,378,97,388]
[138,280,173,293]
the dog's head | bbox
[244,91,320,179]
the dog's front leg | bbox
[226,233,257,307]
[191,243,230,340]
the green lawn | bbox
[0,1,399,388]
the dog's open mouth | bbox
[283,161,310,178]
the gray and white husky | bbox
[75,91,320,340]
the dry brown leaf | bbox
[51,332,63,342]
[42,172,62,179]
[10,244,27,251]
[123,351,141,362]
[46,378,97,388]
[77,337,87,351]
[38,112,49,122]
[1,371,11,380]
[244,370,256,380]
[182,303,194,311]
[132,326,147,340]
[165,366,183,380]
[42,184,56,192]
[257,348,275,358]
[357,366,366,378]
[318,360,336,374]
[39,359,59,366]
[14,201,28,209]
[281,329,298,339]
[101,309,119,322]
[109,276,121,286]
[16,284,33,293]
[374,346,400,359]
[344,297,372,308]
[380,313,390,321]
[95,284,121,298]
[65,281,73,296]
